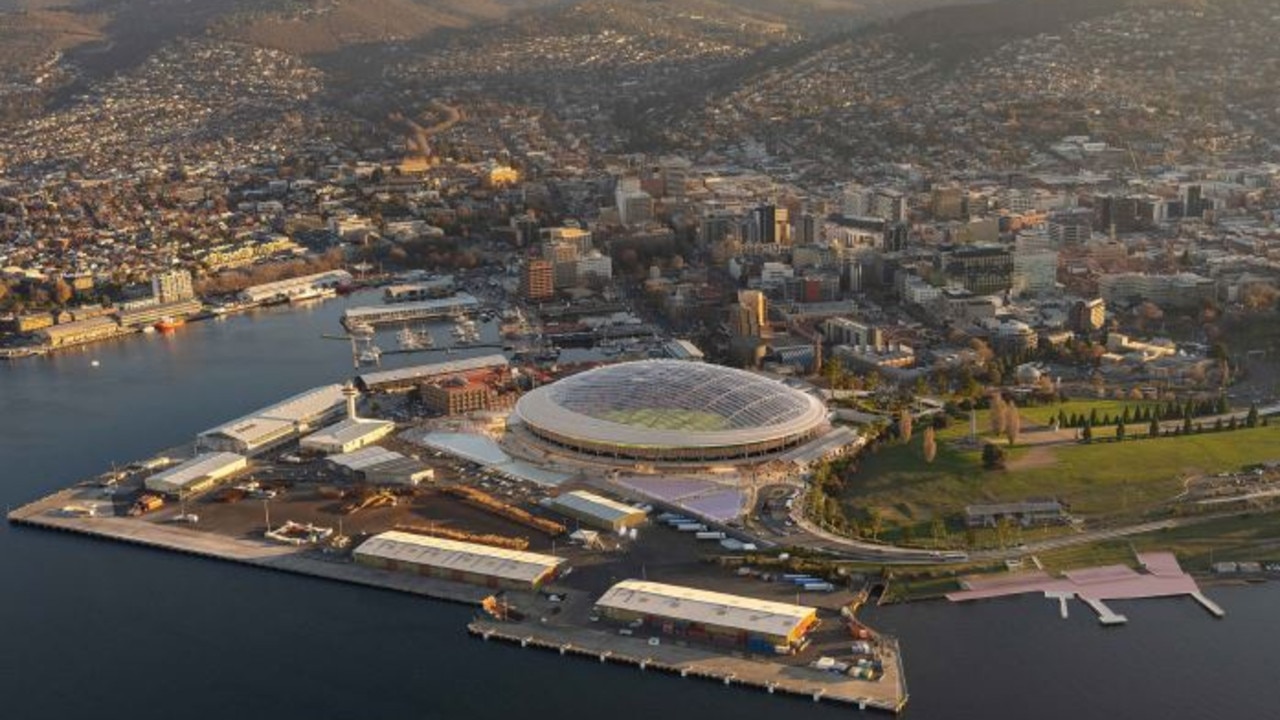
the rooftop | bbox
[354,531,565,584]
[595,580,816,638]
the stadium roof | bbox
[513,360,826,451]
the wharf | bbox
[10,482,908,714]
[468,619,908,714]
[7,484,489,606]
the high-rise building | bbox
[1012,229,1059,297]
[540,226,593,255]
[792,212,817,246]
[731,290,767,338]
[940,245,1014,295]
[545,243,580,289]
[1069,298,1106,333]
[931,186,965,221]
[152,269,195,304]
[521,259,554,302]
[615,178,654,227]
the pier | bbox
[9,482,909,714]
[7,484,490,606]
[468,619,908,714]
[342,294,480,328]
[948,551,1225,625]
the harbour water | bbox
[3,295,1280,719]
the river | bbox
[2,295,1278,720]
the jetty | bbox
[947,551,1224,625]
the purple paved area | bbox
[678,489,748,523]
[614,476,719,501]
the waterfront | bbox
[4,298,1280,720]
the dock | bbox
[469,619,908,714]
[10,482,910,714]
[7,484,490,606]
[342,294,480,327]
[948,551,1225,625]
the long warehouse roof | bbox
[548,490,644,523]
[595,580,816,638]
[354,531,565,584]
[200,384,346,441]
[357,354,508,388]
[343,293,479,320]
[146,452,246,490]
[302,417,394,447]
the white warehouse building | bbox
[198,385,348,456]
[144,452,248,497]
[300,418,396,455]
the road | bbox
[772,493,1273,566]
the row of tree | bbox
[1082,404,1266,442]
[1056,397,1230,430]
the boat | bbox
[154,316,185,333]
[397,327,434,350]
[289,287,336,303]
[358,346,382,365]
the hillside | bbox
[215,0,569,55]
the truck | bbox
[128,494,164,517]
[802,582,836,592]
[695,531,727,540]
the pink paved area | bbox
[948,553,1203,603]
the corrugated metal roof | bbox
[548,490,644,524]
[595,580,815,638]
[146,452,246,490]
[200,385,346,444]
[328,446,402,471]
[301,418,394,447]
[357,354,508,388]
[354,531,564,584]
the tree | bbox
[1183,415,1193,435]
[824,355,846,390]
[1004,400,1021,446]
[1082,422,1093,443]
[1149,416,1160,438]
[52,277,73,306]
[931,515,948,547]
[1116,421,1126,441]
[899,408,914,443]
[982,442,1007,470]
[990,393,1007,436]
[866,508,884,541]
[922,426,938,464]
[1247,404,1259,428]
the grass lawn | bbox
[599,408,729,431]
[938,399,1166,443]
[841,424,1280,524]
[1036,513,1280,573]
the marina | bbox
[342,294,481,328]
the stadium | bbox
[512,360,829,463]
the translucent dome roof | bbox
[513,360,827,455]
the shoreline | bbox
[8,480,910,714]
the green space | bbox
[1037,513,1280,573]
[840,424,1280,525]
[939,399,1167,443]
[599,408,730,431]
